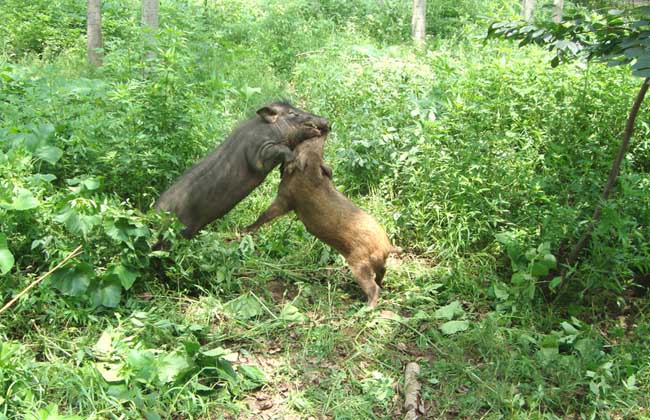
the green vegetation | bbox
[1,0,649,418]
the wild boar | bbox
[241,135,398,308]
[155,102,329,239]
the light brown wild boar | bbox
[241,135,398,307]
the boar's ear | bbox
[256,106,279,124]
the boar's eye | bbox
[287,110,296,116]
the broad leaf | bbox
[279,303,308,322]
[158,352,190,383]
[215,358,237,381]
[89,278,122,308]
[238,365,267,385]
[439,320,470,335]
[54,207,100,237]
[10,188,39,210]
[127,349,157,382]
[238,364,267,390]
[223,295,264,320]
[434,300,465,320]
[50,263,94,296]
[540,334,559,361]
[35,145,63,165]
[108,264,139,290]
[95,361,124,383]
[0,234,14,275]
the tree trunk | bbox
[142,0,159,60]
[412,0,426,47]
[552,0,564,23]
[563,78,650,277]
[87,0,103,67]
[522,0,535,21]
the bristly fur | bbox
[242,135,394,308]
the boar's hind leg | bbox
[242,196,291,234]
[370,254,388,288]
[348,259,380,308]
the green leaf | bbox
[50,263,94,296]
[439,320,470,335]
[104,218,149,244]
[144,412,162,420]
[531,262,550,277]
[539,334,559,361]
[511,271,533,286]
[531,253,557,277]
[632,67,650,77]
[108,264,139,290]
[549,276,562,291]
[279,303,308,322]
[127,349,157,382]
[54,207,100,237]
[200,347,230,358]
[223,295,264,320]
[34,145,63,165]
[492,282,510,300]
[89,278,122,308]
[434,300,465,320]
[82,176,101,191]
[560,321,580,335]
[25,403,84,420]
[0,234,14,275]
[238,365,266,384]
[238,364,267,390]
[10,188,40,210]
[215,358,237,381]
[29,173,57,183]
[158,352,191,383]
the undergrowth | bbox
[1,0,649,418]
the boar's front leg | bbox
[242,196,292,234]
[254,143,295,174]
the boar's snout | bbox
[301,117,330,140]
[315,117,330,134]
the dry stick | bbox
[562,78,650,280]
[0,245,83,315]
[404,362,422,420]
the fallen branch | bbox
[0,245,83,315]
[404,362,422,420]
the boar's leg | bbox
[370,255,387,288]
[254,144,296,173]
[242,196,292,234]
[348,258,380,308]
[320,163,333,179]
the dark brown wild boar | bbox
[241,135,398,308]
[155,102,329,239]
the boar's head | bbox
[256,102,329,147]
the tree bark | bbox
[552,0,564,23]
[412,0,426,47]
[87,0,103,67]
[142,0,159,60]
[563,78,650,276]
[522,0,535,21]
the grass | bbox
[2,0,650,418]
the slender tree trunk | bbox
[142,0,159,60]
[522,0,535,21]
[552,0,564,23]
[563,78,650,277]
[411,0,426,47]
[87,0,103,67]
